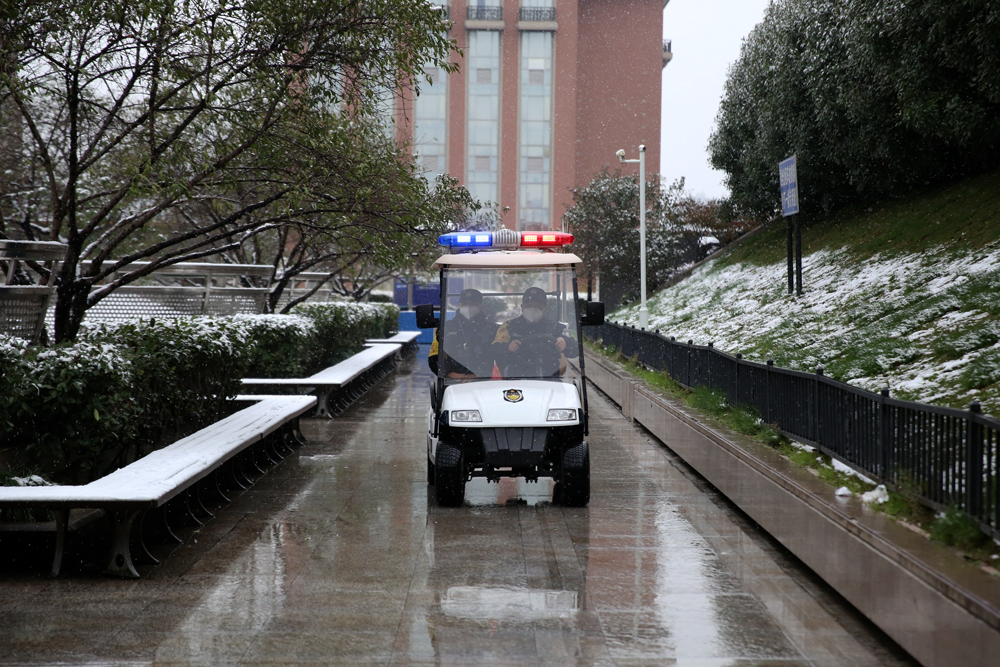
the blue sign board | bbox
[394,277,442,309]
[779,155,799,217]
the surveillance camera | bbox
[615,149,625,161]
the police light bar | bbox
[437,231,574,249]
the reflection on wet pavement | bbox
[0,348,917,666]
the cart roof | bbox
[434,251,581,269]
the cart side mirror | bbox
[580,301,605,327]
[415,303,439,329]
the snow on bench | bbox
[241,342,401,418]
[0,394,315,578]
[366,331,421,351]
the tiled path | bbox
[0,349,917,666]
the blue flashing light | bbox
[438,232,493,248]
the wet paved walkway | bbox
[0,349,917,666]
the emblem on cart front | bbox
[504,389,524,403]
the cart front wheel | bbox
[558,442,590,507]
[435,443,465,506]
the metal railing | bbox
[467,6,503,21]
[0,240,67,342]
[663,39,672,54]
[519,7,556,22]
[274,271,337,310]
[586,321,1000,539]
[39,262,274,335]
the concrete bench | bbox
[0,394,315,578]
[241,343,401,418]
[366,331,421,354]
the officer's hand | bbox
[554,337,566,352]
[508,340,521,353]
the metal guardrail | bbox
[586,321,1000,539]
[274,271,336,310]
[1,240,68,342]
[519,7,555,22]
[663,39,672,54]
[467,6,503,21]
[82,261,272,320]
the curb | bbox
[585,353,1000,667]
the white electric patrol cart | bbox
[416,229,605,507]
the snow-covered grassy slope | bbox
[614,168,1000,417]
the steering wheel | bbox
[509,333,561,377]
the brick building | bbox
[395,0,670,231]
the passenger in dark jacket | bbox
[492,286,578,378]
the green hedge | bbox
[0,302,399,485]
[293,301,399,370]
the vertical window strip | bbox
[414,65,449,183]
[518,31,553,231]
[466,31,501,206]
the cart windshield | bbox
[439,266,580,383]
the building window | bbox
[518,31,552,231]
[414,65,448,184]
[467,30,501,205]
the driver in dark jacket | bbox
[493,286,579,377]
[429,288,499,378]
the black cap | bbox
[522,287,547,306]
[459,288,483,304]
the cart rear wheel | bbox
[435,443,465,506]
[558,442,590,507]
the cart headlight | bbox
[547,409,577,422]
[451,410,482,422]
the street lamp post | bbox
[617,144,648,329]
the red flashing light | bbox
[520,232,574,247]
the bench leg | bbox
[183,489,206,526]
[193,484,215,519]
[272,435,290,459]
[158,505,184,544]
[213,468,232,503]
[257,440,279,468]
[266,433,287,461]
[134,511,160,565]
[249,447,268,475]
[228,458,250,490]
[292,418,307,446]
[313,388,333,419]
[50,508,70,578]
[105,509,142,578]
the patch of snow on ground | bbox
[830,458,876,485]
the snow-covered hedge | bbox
[0,301,398,484]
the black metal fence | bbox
[586,321,1000,538]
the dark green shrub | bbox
[232,314,317,378]
[2,339,140,484]
[368,294,392,303]
[294,302,399,371]
[80,317,251,463]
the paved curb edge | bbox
[584,353,1000,667]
